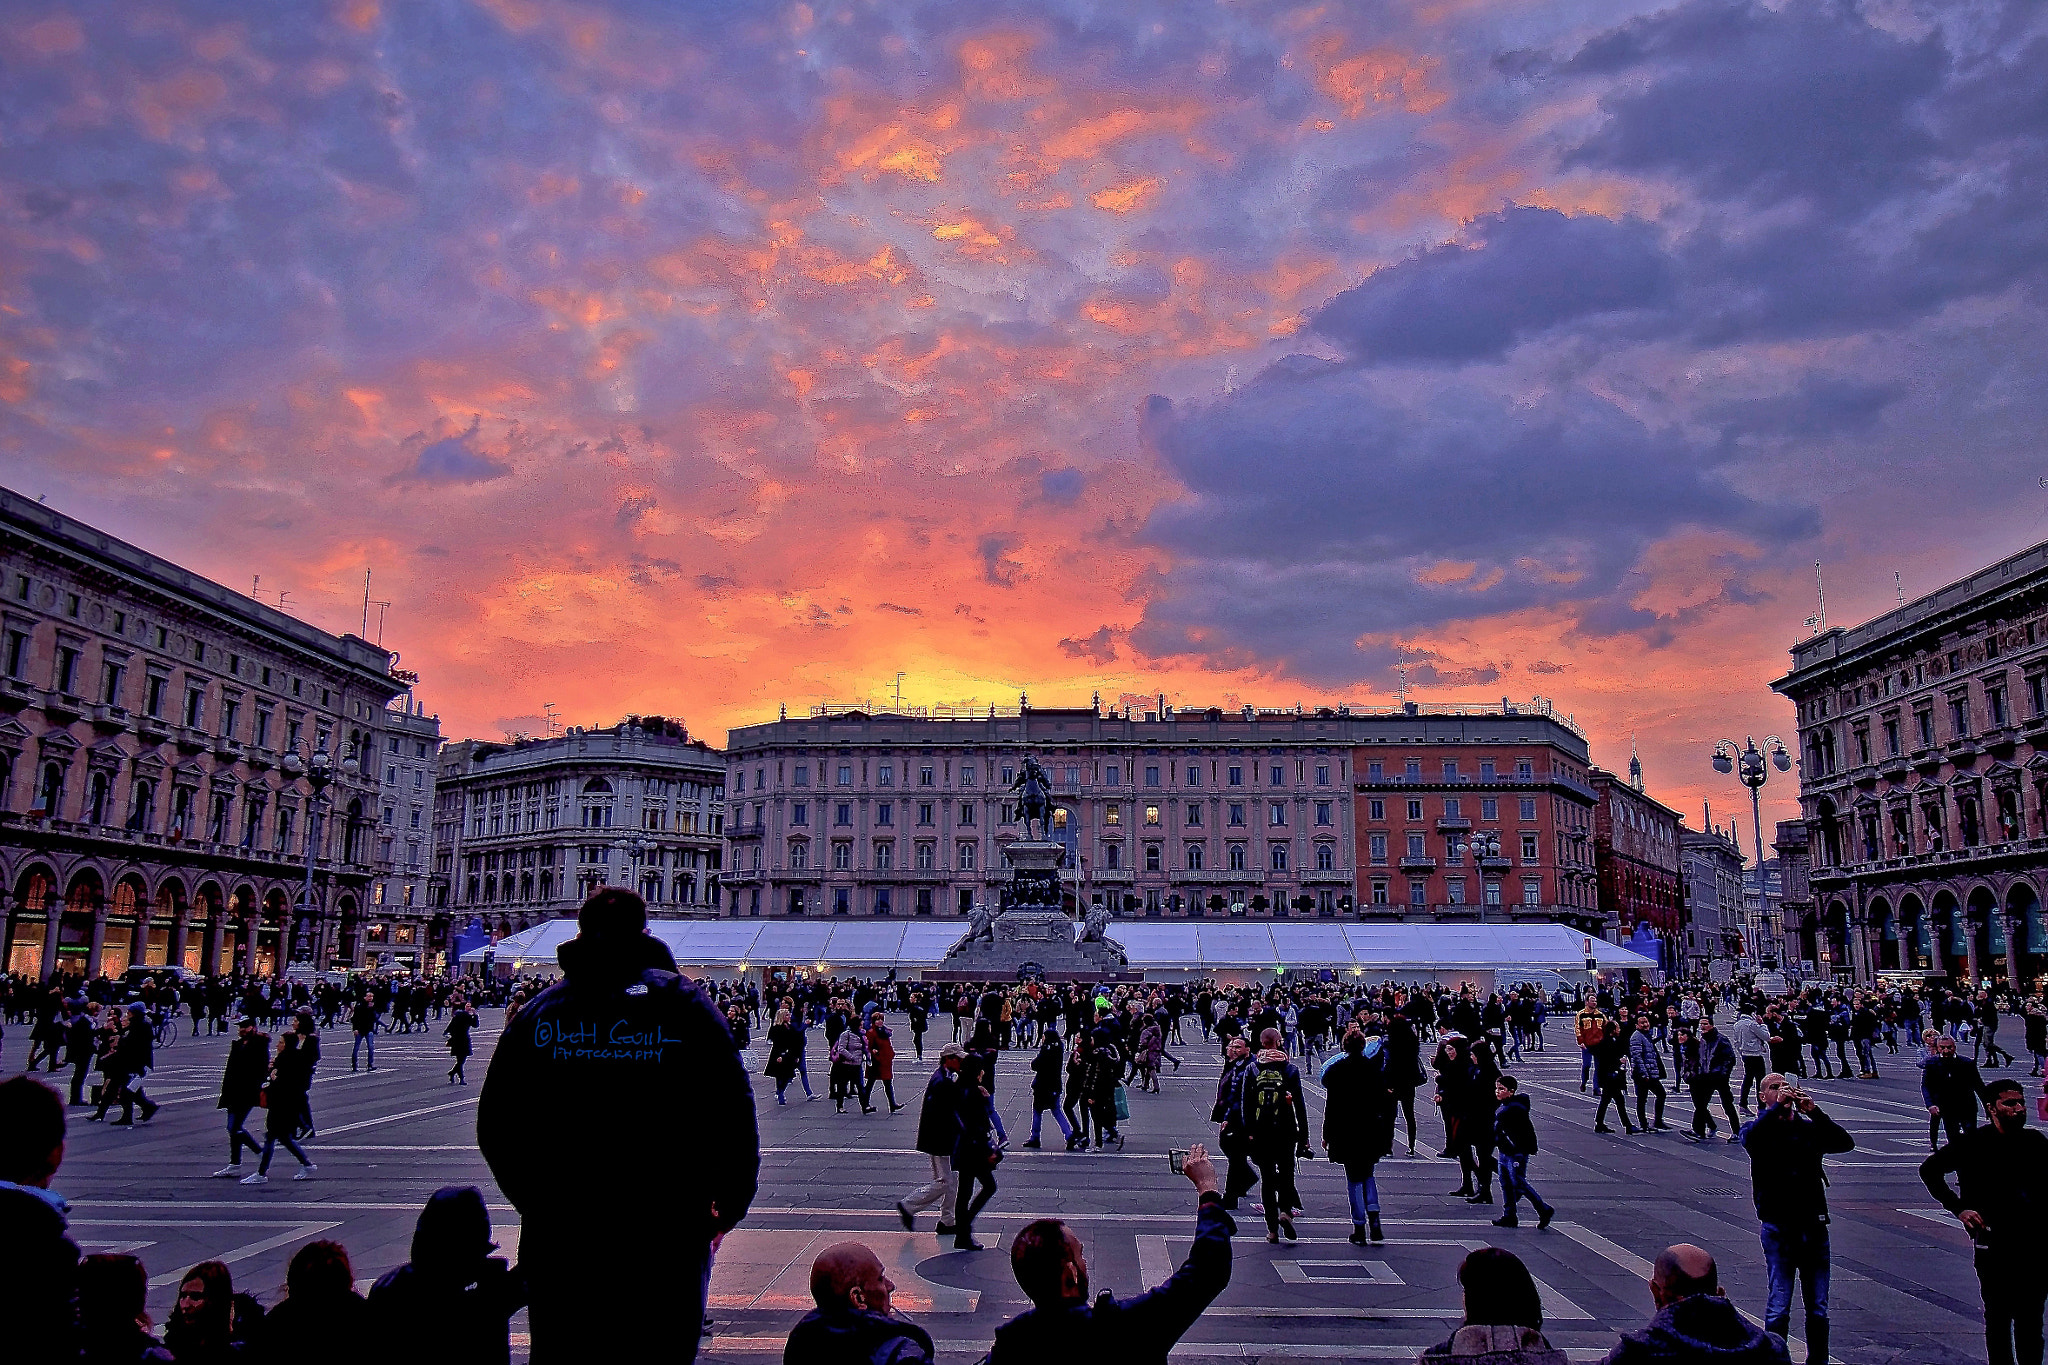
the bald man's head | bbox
[810,1242,894,1316]
[1650,1244,1718,1308]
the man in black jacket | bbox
[1490,1076,1554,1230]
[897,1044,963,1234]
[1924,1034,1989,1146]
[1739,1074,1854,1364]
[477,889,759,1365]
[784,1242,934,1365]
[211,1017,269,1178]
[1921,1079,2048,1365]
[0,1074,79,1365]
[989,1142,1232,1365]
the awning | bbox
[461,918,1657,975]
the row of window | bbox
[746,755,1557,793]
[768,836,1337,874]
[1,752,370,861]
[1806,623,2037,721]
[1363,758,1537,782]
[1365,831,1544,864]
[1365,796,1540,823]
[1363,876,1548,907]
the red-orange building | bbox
[1591,765,1685,958]
[1352,707,1602,933]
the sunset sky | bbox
[4,0,2045,844]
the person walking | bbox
[1241,1027,1309,1243]
[1321,1029,1395,1244]
[212,1017,269,1179]
[1740,1073,1855,1364]
[897,1044,964,1236]
[444,998,477,1085]
[1025,1029,1072,1149]
[64,1002,95,1109]
[866,1014,903,1113]
[1730,1007,1771,1112]
[1213,1035,1257,1204]
[1065,1033,1095,1151]
[1628,1016,1668,1132]
[1086,1031,1126,1151]
[243,1029,317,1184]
[1592,1020,1636,1136]
[1491,1075,1556,1230]
[1576,1000,1606,1091]
[350,993,379,1073]
[767,1008,811,1104]
[1979,994,2017,1070]
[831,1021,875,1114]
[1924,1033,1989,1146]
[951,1047,1001,1252]
[1688,1019,1741,1143]
[106,1004,159,1127]
[476,889,759,1365]
[1921,1078,2048,1365]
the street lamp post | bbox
[1455,831,1503,922]
[281,741,357,976]
[1711,736,1792,973]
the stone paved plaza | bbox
[14,1008,2010,1363]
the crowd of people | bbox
[9,901,2048,1364]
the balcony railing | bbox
[1399,854,1438,872]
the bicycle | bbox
[151,1013,177,1049]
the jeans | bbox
[1760,1219,1830,1345]
[1343,1160,1380,1224]
[1581,1046,1596,1086]
[1978,1249,2048,1365]
[352,1030,375,1069]
[226,1106,261,1165]
[1855,1038,1879,1076]
[259,1132,311,1174]
[1030,1103,1073,1142]
[1498,1152,1551,1218]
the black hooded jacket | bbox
[1599,1294,1790,1364]
[367,1187,528,1365]
[477,929,759,1243]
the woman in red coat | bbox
[866,1016,902,1112]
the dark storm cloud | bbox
[1124,0,2048,684]
[1130,373,1815,680]
[1310,208,1674,364]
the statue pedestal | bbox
[931,840,1135,982]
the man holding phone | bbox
[1739,1074,1855,1363]
[1921,1079,2048,1365]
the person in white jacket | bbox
[1728,1011,1771,1113]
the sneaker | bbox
[294,1165,318,1180]
[240,1172,270,1185]
[1491,1215,1519,1228]
[935,1223,956,1236]
[1022,1139,1041,1149]
[897,1202,915,1231]
[212,1166,241,1178]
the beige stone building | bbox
[0,486,407,980]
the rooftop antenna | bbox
[892,672,905,710]
[369,599,392,646]
[1396,655,1409,706]
[277,590,293,614]
[361,568,373,637]
[252,574,261,598]
[1896,570,1905,608]
[1805,562,1826,636]
[542,702,561,738]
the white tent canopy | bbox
[461,919,1655,981]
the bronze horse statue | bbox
[1010,752,1054,841]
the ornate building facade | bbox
[1681,825,1747,977]
[1773,538,2048,985]
[1591,765,1685,967]
[367,695,441,972]
[433,716,726,938]
[721,698,1600,929]
[0,487,405,981]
